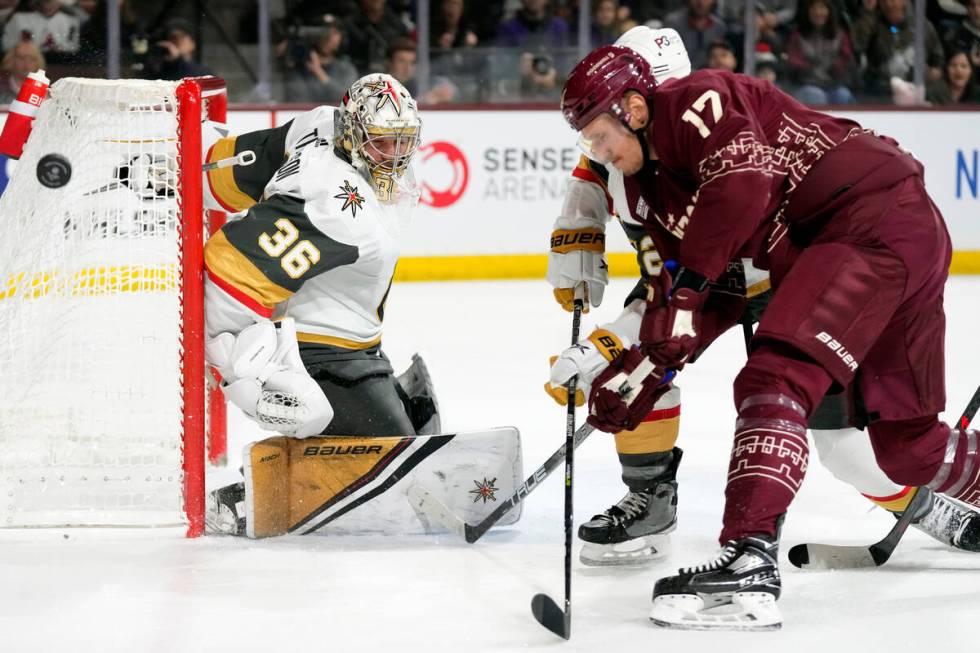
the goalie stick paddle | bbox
[531,296,584,641]
[789,382,980,570]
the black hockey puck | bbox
[37,153,71,188]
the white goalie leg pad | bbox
[650,592,782,631]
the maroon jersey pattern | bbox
[648,70,864,280]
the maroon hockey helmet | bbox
[560,45,659,133]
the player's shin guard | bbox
[721,392,810,543]
[723,346,830,543]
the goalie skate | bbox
[205,482,246,536]
[650,534,782,631]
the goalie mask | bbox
[338,73,421,203]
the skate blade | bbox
[650,592,782,631]
[580,533,672,567]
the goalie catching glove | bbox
[587,347,674,433]
[545,299,644,406]
[206,318,333,437]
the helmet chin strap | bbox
[634,125,650,164]
[634,99,654,162]
[620,99,652,166]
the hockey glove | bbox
[587,347,674,433]
[206,318,334,438]
[640,266,710,370]
[545,300,644,406]
[547,214,608,313]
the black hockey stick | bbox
[789,382,980,570]
[741,318,754,355]
[406,422,595,541]
[532,297,584,640]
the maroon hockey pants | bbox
[720,176,975,543]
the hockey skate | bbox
[650,534,782,631]
[205,482,246,536]
[578,449,680,566]
[911,490,980,552]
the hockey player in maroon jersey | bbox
[559,45,980,629]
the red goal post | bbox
[0,76,229,537]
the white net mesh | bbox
[0,79,192,527]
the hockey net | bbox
[0,77,227,536]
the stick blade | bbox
[463,523,482,544]
[531,593,570,640]
[787,542,878,570]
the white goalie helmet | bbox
[339,73,422,203]
[614,26,691,82]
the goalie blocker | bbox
[208,427,523,538]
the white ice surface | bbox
[2,277,979,652]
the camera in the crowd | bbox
[531,53,554,76]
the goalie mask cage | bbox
[0,76,229,537]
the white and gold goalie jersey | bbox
[202,107,417,351]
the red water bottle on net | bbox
[0,68,50,159]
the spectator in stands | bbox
[345,0,410,74]
[0,0,17,27]
[2,0,80,61]
[664,0,729,69]
[618,0,686,25]
[946,0,980,69]
[785,0,858,104]
[428,0,484,101]
[589,0,632,46]
[289,0,358,25]
[72,0,140,66]
[431,0,478,50]
[705,38,737,70]
[386,37,459,104]
[143,19,213,81]
[496,0,571,99]
[753,40,783,84]
[926,48,980,102]
[0,39,43,104]
[285,16,358,104]
[851,0,944,99]
[496,0,572,48]
[717,0,798,38]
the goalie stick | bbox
[789,382,980,570]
